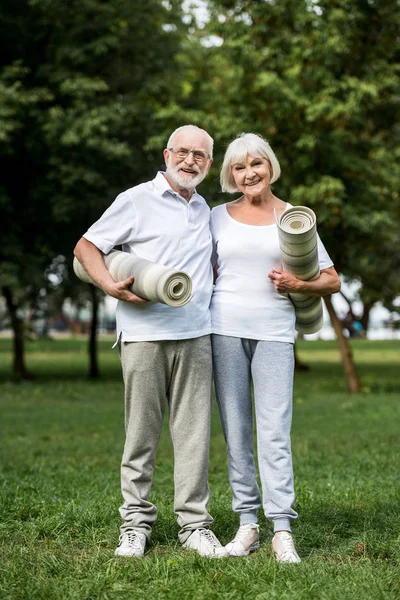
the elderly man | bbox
[74,125,228,558]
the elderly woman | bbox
[211,133,340,562]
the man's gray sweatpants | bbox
[119,336,213,543]
[212,335,298,532]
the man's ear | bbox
[163,148,169,167]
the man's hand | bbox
[268,268,300,294]
[105,276,149,304]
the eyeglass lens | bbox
[174,148,208,161]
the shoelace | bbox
[277,532,296,558]
[234,524,258,543]
[121,531,143,550]
[198,529,221,547]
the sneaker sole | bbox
[227,541,260,557]
[182,546,229,559]
[114,549,144,558]
[273,551,301,563]
[275,557,301,563]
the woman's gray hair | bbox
[167,125,214,158]
[220,133,281,193]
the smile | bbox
[245,180,261,186]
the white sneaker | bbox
[183,528,229,558]
[225,523,260,557]
[272,531,301,563]
[114,530,146,557]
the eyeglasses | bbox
[168,147,210,163]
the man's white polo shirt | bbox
[83,172,213,342]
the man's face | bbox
[164,130,213,191]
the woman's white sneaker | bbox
[272,531,301,563]
[225,523,260,557]
[183,528,229,558]
[114,530,146,557]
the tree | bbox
[153,0,400,392]
[0,0,188,378]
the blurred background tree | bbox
[1,0,399,389]
[150,0,399,391]
[0,0,188,378]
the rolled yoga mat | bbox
[73,250,192,307]
[275,206,324,334]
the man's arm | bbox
[268,266,341,296]
[74,238,147,304]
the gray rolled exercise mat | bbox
[73,250,192,308]
[275,206,323,334]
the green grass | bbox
[1,338,399,599]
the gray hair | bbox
[220,133,281,193]
[167,125,214,158]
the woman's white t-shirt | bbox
[210,203,334,344]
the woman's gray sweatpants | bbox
[119,336,213,543]
[212,335,298,532]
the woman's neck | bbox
[241,189,277,207]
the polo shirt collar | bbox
[153,171,202,204]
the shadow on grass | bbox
[1,338,399,391]
[300,499,399,561]
[3,361,398,390]
[295,362,400,394]
[0,365,123,384]
[0,337,122,383]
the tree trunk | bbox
[88,284,100,379]
[2,286,34,380]
[360,301,373,333]
[324,295,361,393]
[339,289,356,320]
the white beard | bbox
[166,158,207,190]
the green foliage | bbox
[1,338,399,599]
[0,0,189,361]
[1,0,399,362]
[0,0,188,237]
[154,0,400,314]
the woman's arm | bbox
[268,266,340,296]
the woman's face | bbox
[231,155,271,197]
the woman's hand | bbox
[268,268,300,294]
[268,266,341,296]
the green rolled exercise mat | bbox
[275,206,323,334]
[73,250,192,308]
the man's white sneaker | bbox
[183,528,229,558]
[272,531,301,563]
[114,530,146,557]
[225,523,260,557]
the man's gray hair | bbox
[167,125,214,158]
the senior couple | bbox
[74,125,340,563]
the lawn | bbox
[0,338,399,599]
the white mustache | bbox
[174,161,201,174]
[166,155,206,190]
